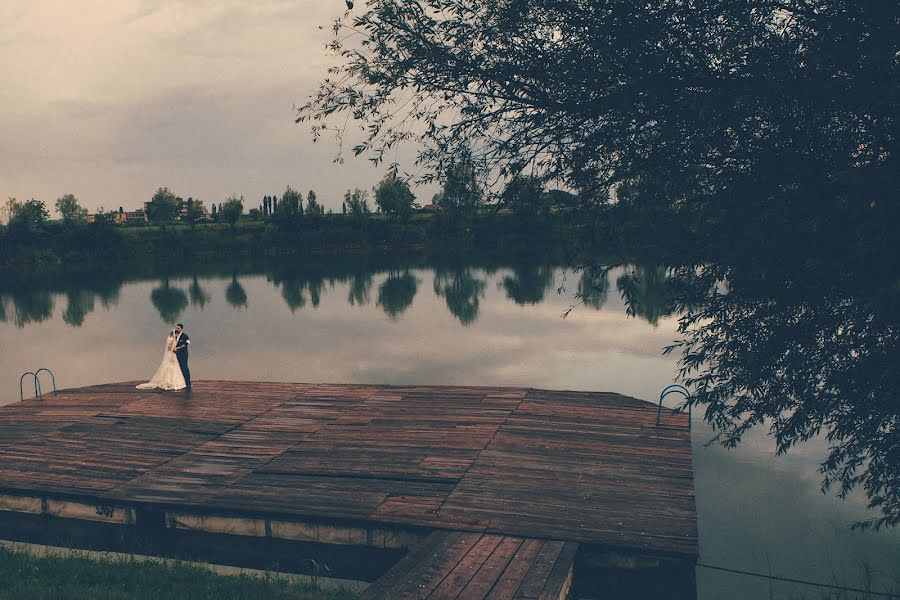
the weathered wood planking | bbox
[0,381,696,561]
[361,530,578,600]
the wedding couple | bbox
[137,323,192,391]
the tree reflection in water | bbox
[2,252,896,528]
[188,274,211,310]
[62,289,96,327]
[150,278,188,324]
[0,290,55,328]
[433,267,486,325]
[347,271,373,307]
[660,260,900,530]
[576,266,610,310]
[225,274,248,310]
[616,265,677,326]
[501,264,553,305]
[377,271,418,320]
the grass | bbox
[0,546,360,600]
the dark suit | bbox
[174,332,191,387]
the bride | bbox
[137,329,186,390]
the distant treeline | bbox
[1,167,602,266]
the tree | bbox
[0,198,15,226]
[435,149,482,219]
[9,198,49,231]
[55,194,88,224]
[91,206,117,228]
[147,187,180,227]
[211,203,218,220]
[183,198,207,230]
[305,190,325,218]
[219,196,243,233]
[343,189,371,224]
[298,1,898,236]
[374,173,416,220]
[273,187,303,231]
[501,175,545,220]
[279,187,303,216]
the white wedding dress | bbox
[137,332,187,390]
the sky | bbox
[0,0,433,215]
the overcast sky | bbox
[0,0,432,215]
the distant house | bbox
[124,209,147,223]
[420,204,439,212]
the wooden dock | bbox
[0,381,696,597]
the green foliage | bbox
[0,547,358,600]
[273,187,303,232]
[55,193,88,224]
[298,0,899,237]
[374,173,416,220]
[343,189,371,223]
[435,149,482,218]
[279,187,303,216]
[10,198,50,230]
[184,198,207,230]
[501,175,545,219]
[305,190,325,218]
[148,187,181,226]
[220,196,244,231]
[91,207,118,228]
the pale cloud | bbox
[0,0,435,213]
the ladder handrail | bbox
[34,368,57,397]
[656,384,692,431]
[19,372,39,401]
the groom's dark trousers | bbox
[175,333,191,387]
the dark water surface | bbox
[1,255,897,598]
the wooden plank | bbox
[0,380,697,561]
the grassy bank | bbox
[0,546,359,600]
[0,210,578,267]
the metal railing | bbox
[19,368,58,401]
[656,384,692,431]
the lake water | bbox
[1,255,897,598]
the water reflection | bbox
[501,263,554,305]
[1,251,898,596]
[225,274,248,310]
[150,278,188,323]
[189,274,211,310]
[576,267,610,310]
[0,251,897,530]
[377,270,418,320]
[616,265,677,327]
[660,260,900,530]
[62,289,96,327]
[5,290,55,328]
[347,271,373,307]
[433,267,486,325]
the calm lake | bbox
[1,253,898,598]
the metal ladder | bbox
[19,368,57,401]
[656,384,692,431]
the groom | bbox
[173,323,191,389]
